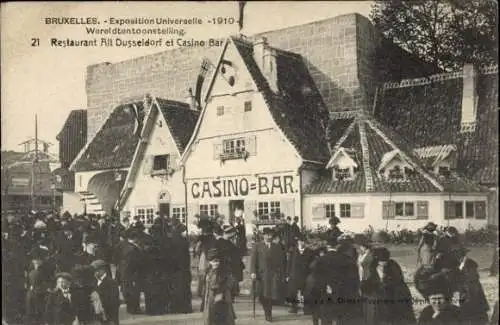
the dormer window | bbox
[326,147,359,181]
[438,166,451,177]
[388,165,404,180]
[334,167,352,180]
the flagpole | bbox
[31,114,38,211]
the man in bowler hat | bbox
[91,259,120,325]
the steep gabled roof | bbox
[71,101,147,172]
[231,37,330,163]
[56,110,87,140]
[374,67,498,185]
[116,98,199,210]
[304,112,484,194]
[156,98,199,153]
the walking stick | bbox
[252,278,256,318]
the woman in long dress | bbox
[361,247,415,325]
[202,248,235,325]
[417,222,438,267]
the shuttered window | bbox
[351,203,365,218]
[444,201,464,219]
[382,201,395,219]
[416,201,429,219]
[474,201,486,219]
[312,204,326,220]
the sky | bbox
[1,1,373,154]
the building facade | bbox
[181,36,331,234]
[117,98,199,227]
[69,97,149,216]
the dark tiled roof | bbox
[327,117,355,147]
[72,102,146,172]
[375,70,498,185]
[231,37,330,163]
[56,110,87,140]
[304,114,484,194]
[156,98,200,153]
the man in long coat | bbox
[119,228,143,314]
[286,234,315,314]
[91,259,120,325]
[251,228,286,322]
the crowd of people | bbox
[2,210,499,325]
[2,211,193,325]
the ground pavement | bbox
[119,296,310,325]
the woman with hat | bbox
[417,222,438,267]
[414,267,462,325]
[361,247,415,325]
[454,247,489,325]
[202,248,236,325]
[45,272,78,325]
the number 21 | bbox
[31,38,40,47]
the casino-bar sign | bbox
[191,175,295,199]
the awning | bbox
[87,170,127,215]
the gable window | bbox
[172,207,187,224]
[335,168,351,180]
[388,165,404,180]
[217,106,224,116]
[153,154,170,171]
[220,137,248,160]
[223,138,246,154]
[444,201,464,219]
[325,204,335,218]
[395,202,415,218]
[340,204,351,218]
[244,100,252,112]
[438,166,451,177]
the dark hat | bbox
[293,216,299,222]
[125,227,141,239]
[90,259,107,270]
[423,222,437,232]
[206,248,220,261]
[61,222,73,231]
[373,246,391,262]
[329,216,341,225]
[445,226,458,236]
[55,272,72,281]
[262,227,273,235]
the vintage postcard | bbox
[2,1,498,325]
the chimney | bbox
[187,88,198,110]
[253,37,278,92]
[460,64,478,133]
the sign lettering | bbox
[190,175,295,199]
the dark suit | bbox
[45,289,77,325]
[286,246,315,310]
[119,240,143,314]
[96,275,120,325]
[457,258,489,325]
[251,241,286,319]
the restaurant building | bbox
[180,36,331,233]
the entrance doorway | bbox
[229,200,244,224]
[159,203,170,218]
